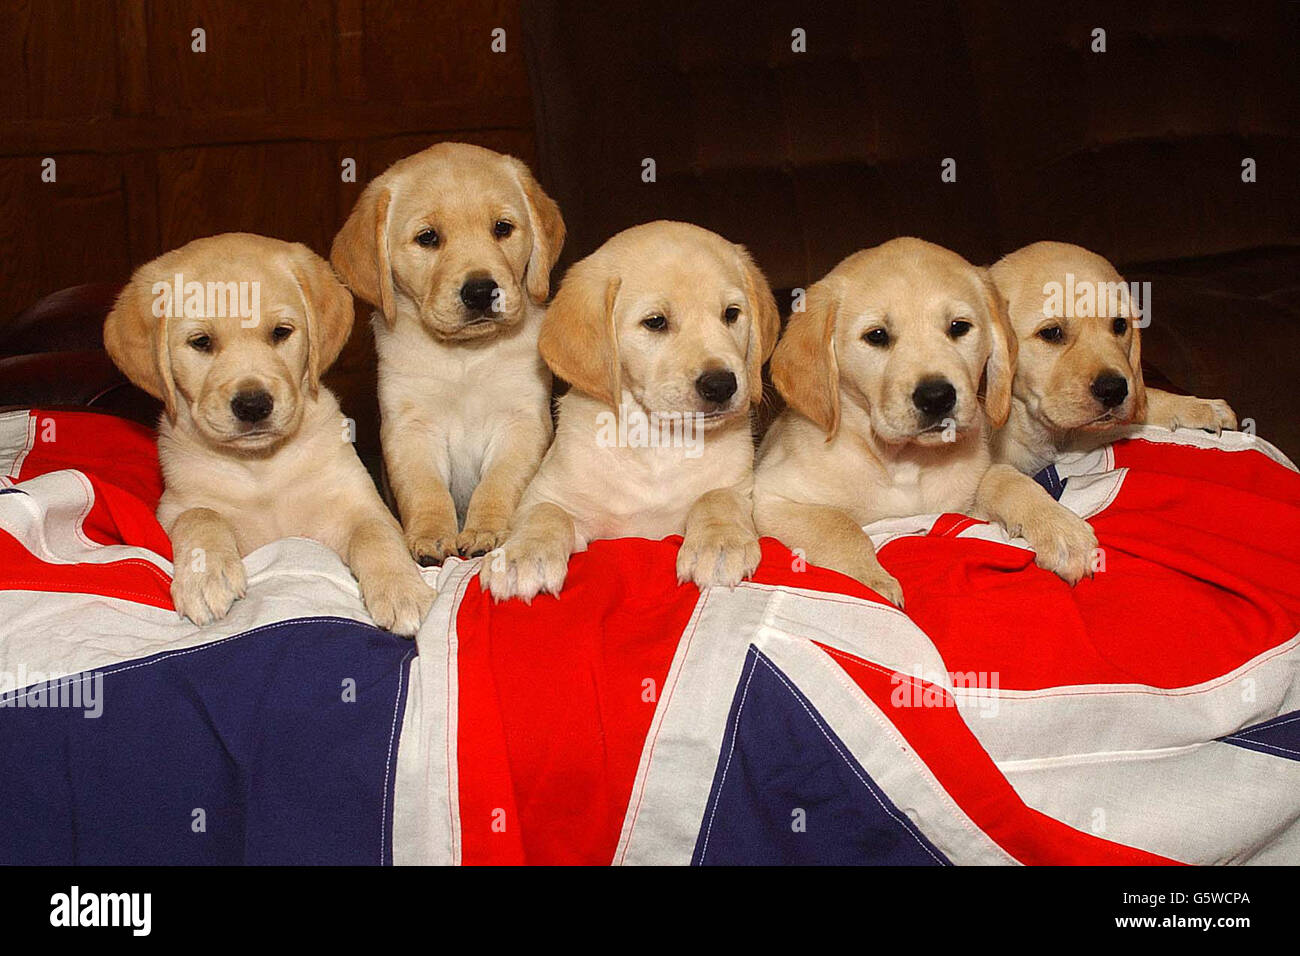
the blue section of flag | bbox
[0,616,413,865]
[692,646,950,866]
[1033,464,1067,500]
[1220,710,1300,763]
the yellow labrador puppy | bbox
[755,238,1097,607]
[331,142,565,566]
[103,233,434,636]
[478,221,780,602]
[988,241,1237,474]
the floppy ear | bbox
[103,274,179,422]
[290,246,356,396]
[736,246,781,408]
[506,156,566,304]
[538,261,621,407]
[770,279,840,438]
[978,271,1016,428]
[1128,319,1148,422]
[330,183,396,326]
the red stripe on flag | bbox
[14,410,168,553]
[0,529,173,610]
[893,448,1300,690]
[454,538,695,865]
[1,411,173,607]
[1112,438,1297,503]
[751,537,900,604]
[928,512,983,538]
[815,641,1179,865]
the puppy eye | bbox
[1037,325,1064,344]
[1112,316,1129,335]
[188,334,213,352]
[863,327,890,347]
[723,306,741,324]
[493,220,514,239]
[272,325,294,344]
[948,319,972,339]
[642,315,668,332]
[415,228,440,247]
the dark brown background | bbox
[2,0,1298,459]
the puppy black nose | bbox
[230,389,273,423]
[459,277,498,314]
[695,369,738,405]
[1091,373,1129,409]
[912,378,957,418]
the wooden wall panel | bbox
[0,154,131,321]
[361,0,529,105]
[146,0,340,115]
[156,142,342,256]
[0,1,119,120]
[0,0,537,325]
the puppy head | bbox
[772,237,1014,445]
[104,233,353,453]
[538,221,779,426]
[330,142,565,342]
[989,241,1146,431]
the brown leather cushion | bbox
[0,283,123,357]
[0,350,161,427]
[0,283,162,427]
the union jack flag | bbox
[2,408,1297,865]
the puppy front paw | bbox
[677,525,761,590]
[845,560,905,609]
[456,523,508,559]
[1148,396,1237,435]
[478,535,571,603]
[361,571,436,638]
[405,523,460,568]
[1018,507,1099,586]
[170,548,246,626]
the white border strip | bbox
[0,536,386,683]
[1054,425,1296,473]
[1,469,172,574]
[392,556,478,866]
[1002,739,1300,865]
[0,410,35,482]
[955,633,1300,764]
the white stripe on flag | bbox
[955,633,1300,764]
[0,456,443,683]
[1053,424,1297,474]
[1002,739,1300,864]
[0,409,35,482]
[1,469,171,574]
[614,583,1016,865]
[0,536,384,685]
[392,556,477,866]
